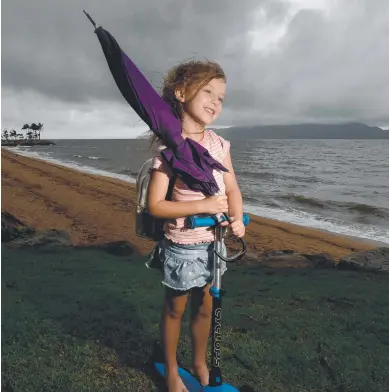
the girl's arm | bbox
[147,170,229,219]
[223,152,245,237]
[223,152,243,220]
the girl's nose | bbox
[212,96,221,106]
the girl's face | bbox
[179,78,226,126]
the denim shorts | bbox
[145,238,227,291]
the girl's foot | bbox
[166,368,188,392]
[191,363,209,387]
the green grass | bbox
[2,245,389,391]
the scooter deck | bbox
[154,362,239,391]
[154,361,203,391]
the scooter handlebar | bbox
[187,213,250,229]
[187,213,250,263]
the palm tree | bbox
[19,123,45,143]
[21,124,30,140]
[2,129,9,141]
[37,123,43,140]
[30,123,38,140]
[10,129,17,140]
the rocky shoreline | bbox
[3,211,388,274]
[2,140,56,147]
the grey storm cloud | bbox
[2,0,265,102]
[2,0,389,136]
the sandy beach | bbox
[1,149,377,259]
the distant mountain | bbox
[214,123,389,140]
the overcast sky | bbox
[2,0,389,138]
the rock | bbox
[259,250,312,268]
[302,253,335,269]
[75,240,138,257]
[7,228,71,250]
[255,250,336,269]
[264,249,295,257]
[232,248,337,269]
[98,241,136,257]
[2,212,70,250]
[236,251,260,266]
[1,212,35,242]
[338,247,389,274]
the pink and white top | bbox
[152,130,230,244]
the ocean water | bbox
[5,138,389,244]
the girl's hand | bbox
[201,196,229,215]
[229,217,245,238]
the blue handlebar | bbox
[187,214,250,229]
[187,213,250,263]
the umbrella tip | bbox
[83,9,98,29]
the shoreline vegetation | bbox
[2,122,56,146]
[1,139,56,146]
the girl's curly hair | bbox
[162,59,226,120]
[149,59,226,145]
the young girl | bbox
[147,60,245,392]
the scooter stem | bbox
[208,224,226,387]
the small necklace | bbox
[182,131,205,142]
[182,130,204,135]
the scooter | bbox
[153,213,253,391]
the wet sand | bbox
[1,149,377,259]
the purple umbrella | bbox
[83,10,228,196]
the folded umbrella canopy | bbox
[83,10,228,196]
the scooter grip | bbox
[187,214,250,229]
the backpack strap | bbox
[166,174,177,201]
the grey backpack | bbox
[135,154,175,242]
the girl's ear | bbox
[174,88,185,102]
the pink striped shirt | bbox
[152,130,230,244]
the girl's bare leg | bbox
[190,284,213,386]
[162,288,189,392]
